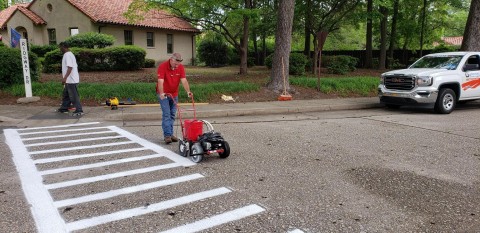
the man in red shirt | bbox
[157,53,192,144]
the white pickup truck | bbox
[378,51,480,114]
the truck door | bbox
[461,55,480,98]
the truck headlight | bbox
[416,76,432,86]
[380,75,385,85]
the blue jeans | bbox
[158,95,178,137]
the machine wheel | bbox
[190,143,204,163]
[434,88,456,114]
[218,141,230,158]
[385,104,401,109]
[178,140,188,157]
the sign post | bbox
[19,39,32,97]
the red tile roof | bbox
[66,0,199,32]
[442,36,463,46]
[1,0,199,33]
[0,4,30,29]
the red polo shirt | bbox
[157,60,186,97]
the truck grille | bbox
[384,75,415,90]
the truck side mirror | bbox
[464,64,479,72]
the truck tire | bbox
[434,88,456,114]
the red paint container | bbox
[184,120,203,141]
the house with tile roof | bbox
[0,0,200,64]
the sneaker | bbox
[72,110,84,116]
[57,108,69,113]
[164,136,172,144]
[171,135,179,142]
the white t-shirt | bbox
[62,51,80,83]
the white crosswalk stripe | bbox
[4,122,266,233]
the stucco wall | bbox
[100,25,196,65]
[28,0,94,44]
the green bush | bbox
[265,53,273,69]
[30,44,57,57]
[265,53,308,75]
[289,53,308,75]
[43,46,146,73]
[323,55,358,75]
[0,46,39,88]
[64,32,115,49]
[431,44,458,53]
[197,38,228,67]
[144,58,155,68]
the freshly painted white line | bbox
[108,126,196,166]
[159,204,265,233]
[34,147,146,164]
[54,173,204,208]
[16,122,100,131]
[25,135,126,147]
[40,153,164,175]
[66,187,232,232]
[4,129,67,233]
[22,130,114,141]
[288,229,306,233]
[19,126,109,135]
[29,141,136,155]
[45,162,183,190]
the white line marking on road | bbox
[159,204,265,233]
[19,126,109,135]
[40,153,165,175]
[54,173,204,208]
[66,187,232,232]
[33,147,147,164]
[45,163,183,190]
[16,122,101,131]
[4,129,67,233]
[107,126,195,166]
[25,135,126,147]
[29,141,136,155]
[288,229,306,233]
[22,130,114,141]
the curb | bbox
[104,103,383,121]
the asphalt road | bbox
[1,107,479,232]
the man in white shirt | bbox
[57,41,83,115]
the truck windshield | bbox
[409,55,463,70]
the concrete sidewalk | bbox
[0,97,382,124]
[103,97,382,121]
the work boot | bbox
[164,136,172,144]
[171,135,179,142]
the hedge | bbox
[0,46,39,88]
[43,46,146,73]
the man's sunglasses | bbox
[175,58,183,62]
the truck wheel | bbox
[385,104,401,109]
[434,88,456,114]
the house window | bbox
[47,29,56,45]
[167,34,173,54]
[70,28,79,36]
[147,32,154,47]
[124,30,133,45]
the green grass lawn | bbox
[3,66,380,103]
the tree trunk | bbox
[388,0,399,68]
[419,0,427,57]
[239,0,251,75]
[303,0,312,57]
[252,31,259,65]
[267,0,296,92]
[261,32,267,66]
[379,6,388,70]
[365,0,373,68]
[461,0,480,51]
